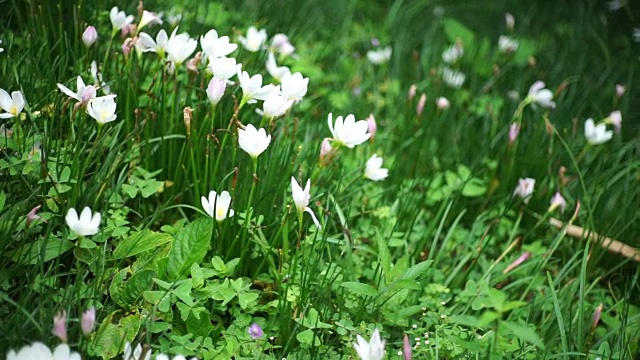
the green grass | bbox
[0,0,639,359]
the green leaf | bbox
[296,329,320,346]
[0,192,6,212]
[121,184,138,198]
[166,218,212,281]
[122,269,156,305]
[78,237,97,249]
[400,260,433,280]
[376,232,392,285]
[442,18,475,46]
[89,311,141,359]
[500,320,545,349]
[9,238,74,265]
[173,280,194,305]
[112,230,172,259]
[238,292,259,310]
[341,281,378,297]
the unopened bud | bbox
[508,122,520,145]
[407,84,417,101]
[503,252,530,274]
[183,107,193,137]
[52,311,68,343]
[82,26,98,48]
[505,13,515,32]
[416,93,427,116]
[615,84,625,98]
[81,306,96,336]
[436,96,450,110]
[367,114,377,140]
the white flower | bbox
[201,190,234,222]
[206,76,226,106]
[353,328,385,360]
[436,96,450,110]
[7,342,81,360]
[238,70,274,104]
[0,89,25,119]
[239,26,267,52]
[208,56,239,81]
[291,177,321,228]
[605,110,622,133]
[364,154,389,181]
[266,52,291,81]
[238,124,271,158]
[328,113,371,148]
[442,67,465,88]
[123,342,151,360]
[280,72,309,102]
[513,178,535,204]
[57,76,97,106]
[136,29,169,58]
[442,44,463,63]
[201,29,237,59]
[526,81,555,109]
[549,192,567,213]
[271,33,295,56]
[87,95,117,124]
[165,27,198,66]
[366,46,392,64]
[138,10,163,32]
[0,39,4,53]
[110,7,135,32]
[65,207,101,236]
[584,118,613,145]
[498,35,519,53]
[262,87,293,119]
[82,26,98,48]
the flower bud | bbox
[615,84,625,98]
[416,93,427,116]
[183,107,193,137]
[505,13,515,32]
[367,114,377,140]
[508,122,520,145]
[82,26,98,48]
[26,205,42,229]
[207,76,226,106]
[403,334,412,360]
[121,37,136,57]
[81,306,96,336]
[319,137,333,165]
[605,110,622,133]
[548,192,567,213]
[407,84,417,101]
[591,303,603,331]
[503,252,531,274]
[52,311,68,343]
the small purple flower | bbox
[81,306,96,336]
[592,303,603,330]
[509,122,520,145]
[52,310,68,343]
[370,38,380,47]
[248,323,263,339]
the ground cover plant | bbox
[1,0,639,359]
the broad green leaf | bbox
[400,260,433,280]
[89,311,141,359]
[341,281,378,297]
[9,237,74,265]
[187,308,213,337]
[122,269,156,305]
[173,279,194,305]
[462,178,487,197]
[376,232,392,285]
[296,329,320,346]
[238,292,259,310]
[112,230,172,259]
[500,320,545,349]
[166,218,212,281]
[121,184,138,198]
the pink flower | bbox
[367,114,377,140]
[605,110,622,133]
[407,84,417,101]
[509,122,520,145]
[81,306,96,336]
[319,138,333,165]
[248,323,263,339]
[26,205,42,228]
[403,334,412,360]
[436,96,450,110]
[549,192,567,213]
[592,303,603,330]
[513,178,535,204]
[82,26,98,47]
[416,93,427,116]
[503,252,531,274]
[52,311,68,343]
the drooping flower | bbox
[201,29,237,59]
[526,81,556,109]
[123,342,151,360]
[81,306,96,336]
[364,154,389,181]
[353,328,385,360]
[549,192,567,213]
[291,177,321,228]
[442,67,465,88]
[201,190,234,222]
[248,323,263,339]
[262,87,293,119]
[7,342,81,360]
[165,27,198,66]
[137,10,163,32]
[238,124,271,158]
[366,46,392,64]
[436,96,450,110]
[109,7,135,33]
[52,310,68,342]
[327,113,371,148]
[206,76,226,106]
[604,110,622,133]
[65,207,101,236]
[280,72,309,102]
[266,52,291,81]
[26,205,42,228]
[136,29,169,58]
[239,26,267,52]
[442,43,464,64]
[271,33,295,56]
[513,178,535,204]
[0,89,25,119]
[498,35,519,53]
[584,118,613,145]
[238,70,274,105]
[57,76,97,107]
[82,26,98,47]
[87,96,118,124]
